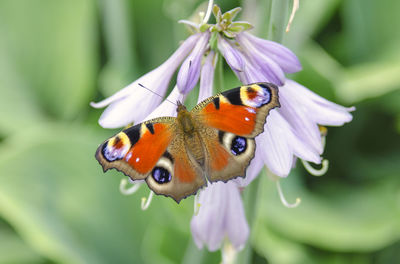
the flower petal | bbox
[191,182,226,251]
[278,87,324,155]
[284,80,355,126]
[259,111,321,177]
[237,34,285,86]
[240,32,302,73]
[143,86,184,121]
[191,181,249,251]
[198,51,217,103]
[217,35,244,72]
[92,33,200,128]
[177,32,210,94]
[225,182,249,250]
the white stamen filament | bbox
[202,0,214,24]
[276,181,301,208]
[178,20,200,29]
[221,240,237,264]
[286,0,299,32]
[302,159,329,176]
[119,178,142,195]
[321,134,326,149]
[193,192,201,215]
[141,191,154,210]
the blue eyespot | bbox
[231,136,247,156]
[152,167,172,184]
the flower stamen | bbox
[202,0,214,24]
[119,178,142,195]
[276,180,301,208]
[141,191,154,210]
[302,159,329,176]
[286,0,299,32]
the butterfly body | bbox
[96,83,279,203]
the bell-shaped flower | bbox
[190,181,249,251]
[177,32,210,94]
[91,33,201,128]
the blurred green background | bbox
[0,0,399,263]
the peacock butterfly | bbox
[95,82,280,203]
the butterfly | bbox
[95,82,279,203]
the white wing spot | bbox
[245,117,250,121]
[125,152,132,161]
[245,107,256,114]
[135,157,140,163]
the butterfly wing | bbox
[96,117,206,203]
[192,82,279,182]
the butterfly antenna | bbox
[138,83,177,106]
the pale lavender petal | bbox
[217,35,244,72]
[278,87,324,154]
[258,114,293,177]
[98,89,161,128]
[92,33,200,128]
[237,34,285,86]
[232,53,270,84]
[191,183,226,251]
[198,51,217,103]
[259,111,321,177]
[143,86,184,121]
[240,32,302,73]
[191,182,249,251]
[177,32,210,94]
[225,182,249,250]
[284,80,355,126]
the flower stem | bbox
[267,0,290,42]
[214,53,224,92]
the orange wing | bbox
[95,118,175,180]
[193,82,280,138]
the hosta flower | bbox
[190,181,249,251]
[91,33,201,128]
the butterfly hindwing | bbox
[200,127,256,182]
[146,134,206,203]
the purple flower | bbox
[190,181,249,251]
[91,33,200,128]
[177,32,210,94]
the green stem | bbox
[267,0,290,42]
[214,53,224,93]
